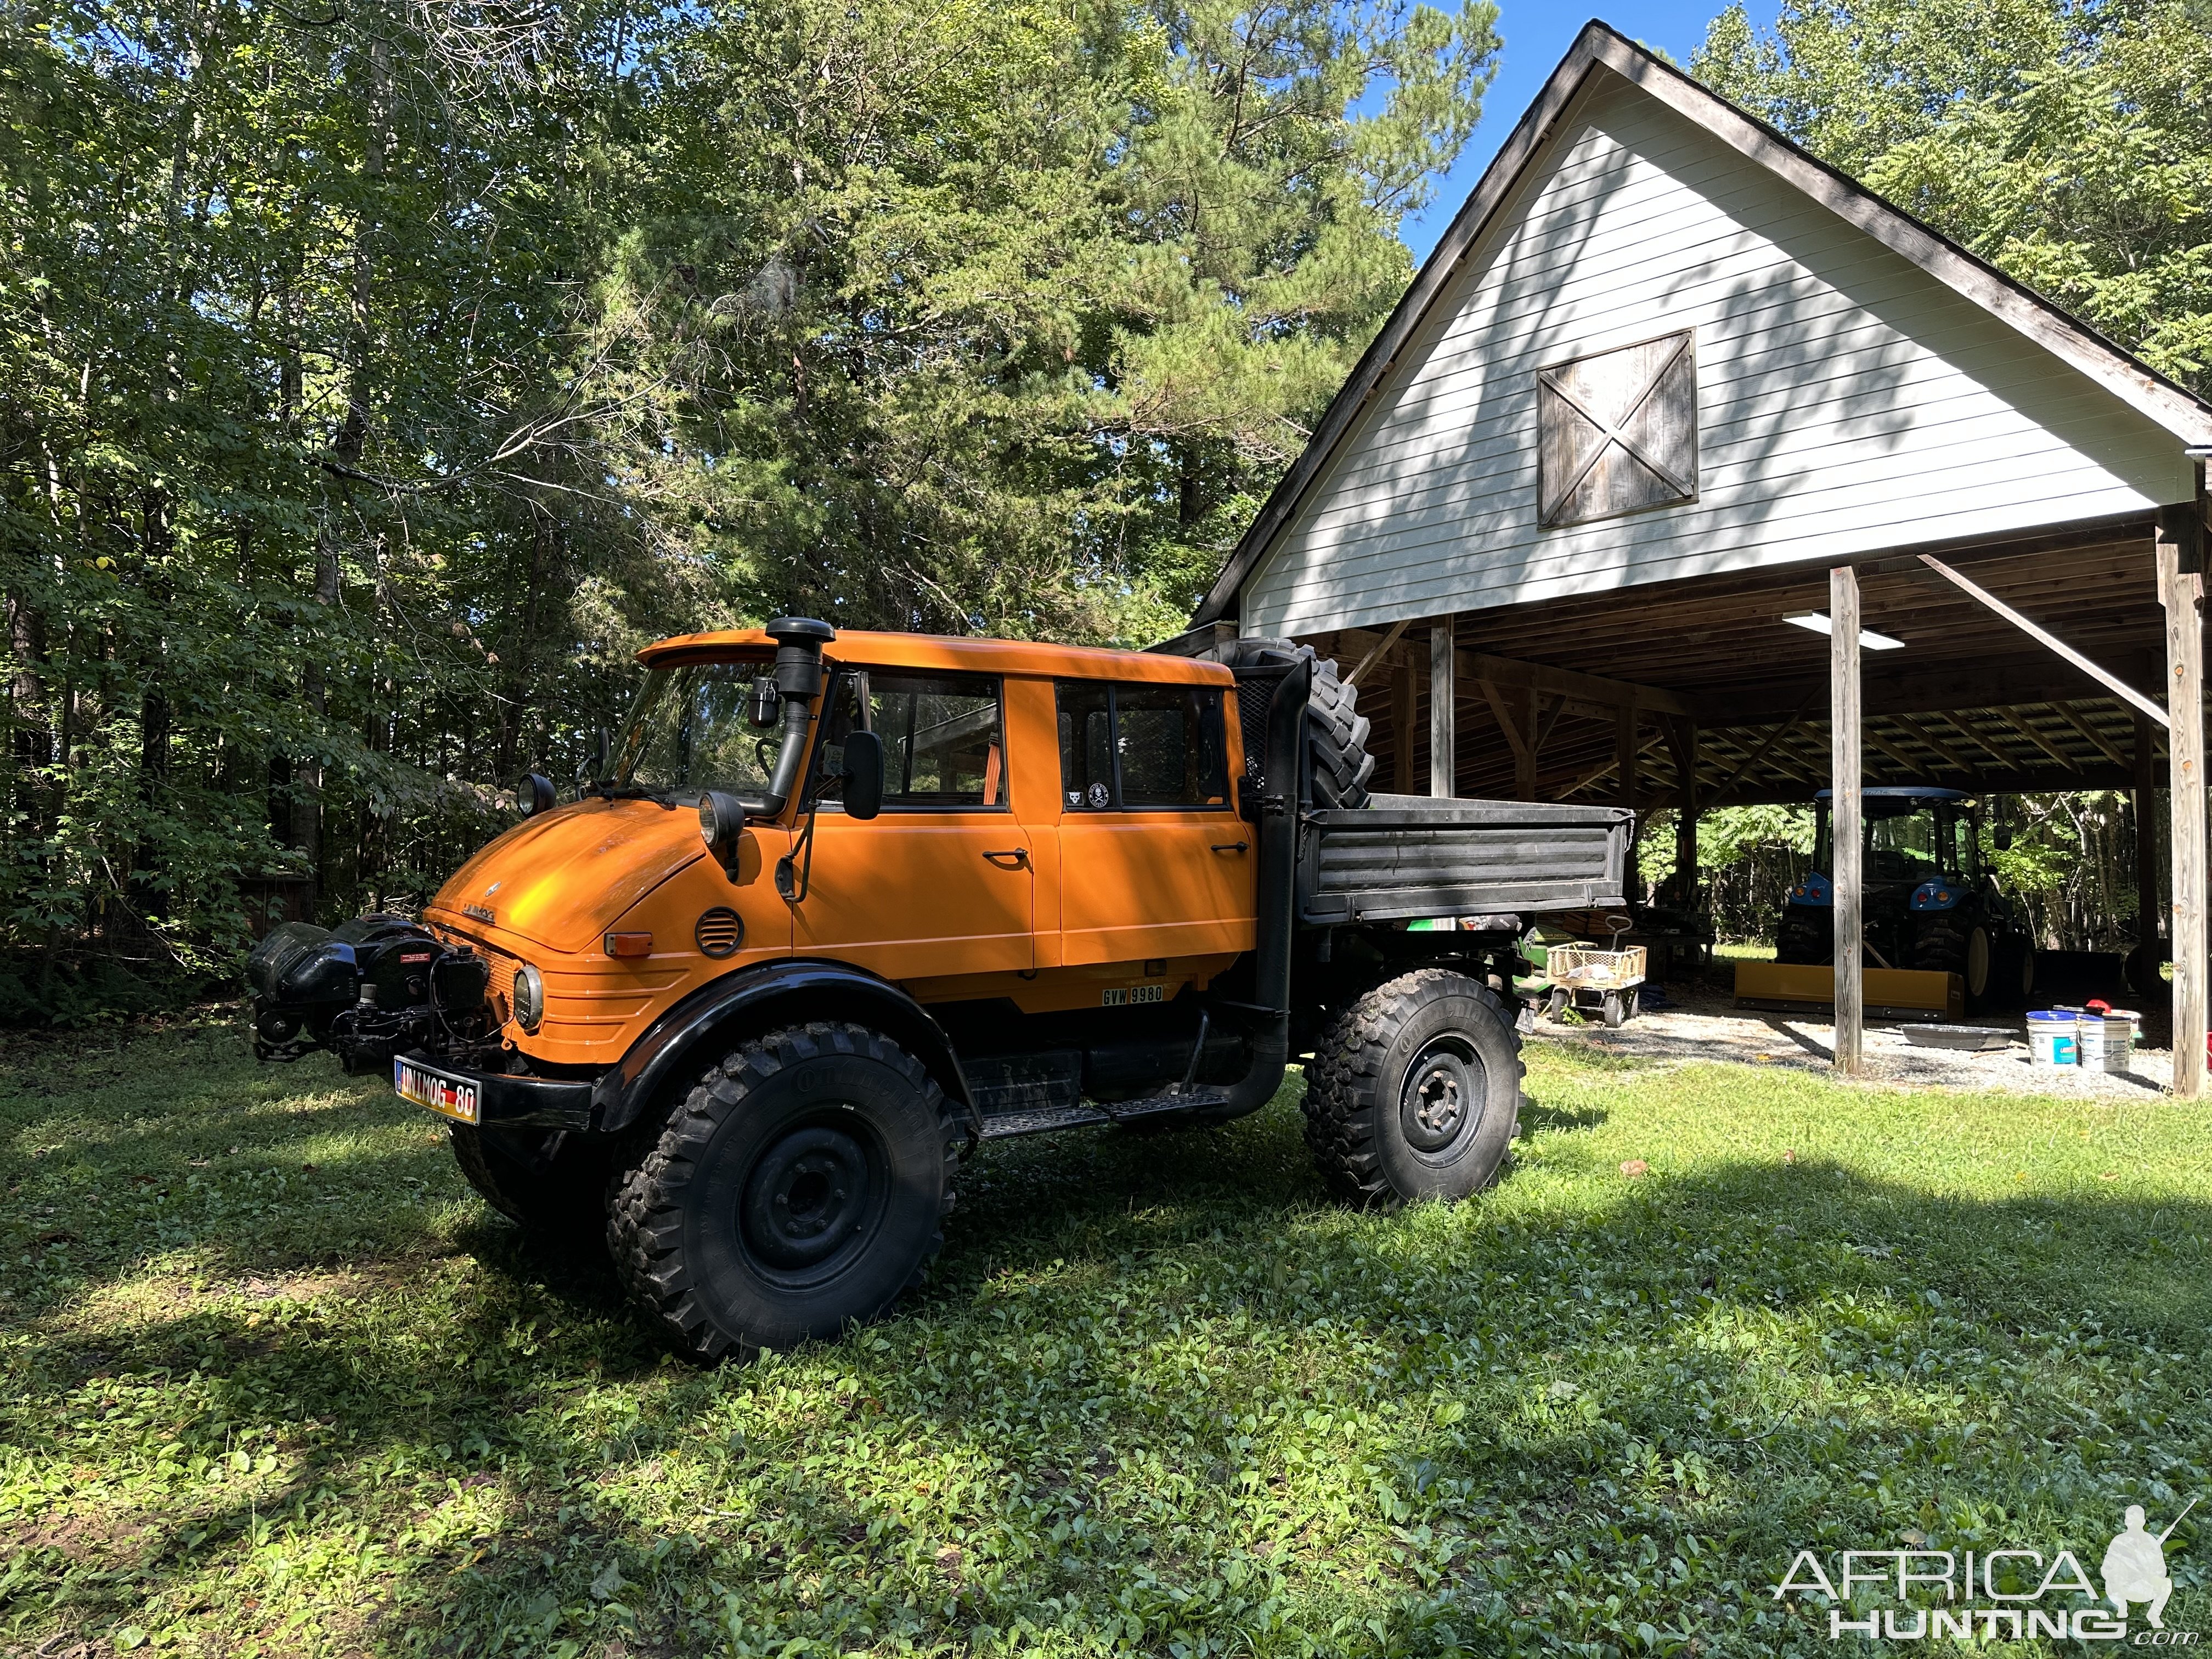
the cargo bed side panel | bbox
[1300,795,1632,923]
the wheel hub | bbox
[741,1123,879,1271]
[1400,1040,1485,1156]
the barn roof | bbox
[1193,19,2212,628]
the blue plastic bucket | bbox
[2027,1010,2078,1067]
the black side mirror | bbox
[1995,825,2014,852]
[588,727,613,783]
[520,772,556,817]
[841,731,883,821]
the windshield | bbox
[615,662,781,795]
[1812,800,1973,881]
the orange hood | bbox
[429,798,707,952]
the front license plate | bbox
[395,1057,480,1125]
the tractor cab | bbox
[1778,786,2031,1011]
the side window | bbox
[821,669,1007,809]
[1056,681,1229,811]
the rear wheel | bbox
[1775,907,1829,965]
[607,1023,962,1362]
[1916,913,1993,1011]
[1302,969,1523,1207]
[450,1124,612,1245]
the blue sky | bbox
[1398,4,1763,261]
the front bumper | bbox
[399,1053,597,1132]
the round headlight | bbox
[698,789,746,875]
[512,963,544,1033]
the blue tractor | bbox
[1774,787,2035,1013]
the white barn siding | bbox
[1240,78,2194,637]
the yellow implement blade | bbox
[1734,960,1962,1023]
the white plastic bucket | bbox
[2078,1016,2133,1073]
[2027,1010,2078,1066]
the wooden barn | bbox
[1182,22,2212,1089]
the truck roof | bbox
[640,628,1234,685]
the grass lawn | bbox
[2,1016,2207,1657]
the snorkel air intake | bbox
[743,616,835,819]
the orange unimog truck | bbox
[247,620,1630,1359]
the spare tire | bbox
[1214,637,1377,811]
[1306,653,1376,810]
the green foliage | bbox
[1696,0,2212,390]
[0,0,1497,1008]
[2,1025,2208,1651]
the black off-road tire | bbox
[1302,968,1524,1207]
[1307,654,1376,811]
[1915,913,1993,1011]
[450,1124,613,1244]
[1775,909,1830,966]
[607,1023,962,1363]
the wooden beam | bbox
[1917,554,2170,726]
[1701,699,1815,806]
[1555,733,1667,799]
[1519,689,1542,800]
[1832,566,1864,1076]
[1937,709,2013,770]
[1997,707,2082,775]
[1343,618,1410,690]
[2053,701,2134,771]
[1474,679,1530,763]
[1866,725,1929,778]
[1391,661,1416,793]
[1674,720,1700,905]
[1453,647,1692,718]
[1430,620,1456,799]
[2159,521,2205,1098]
[2134,710,2160,966]
[1892,713,1985,781]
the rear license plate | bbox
[394,1057,479,1125]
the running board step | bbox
[975,1087,1231,1141]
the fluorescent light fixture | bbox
[1784,612,1906,650]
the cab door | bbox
[1054,679,1256,966]
[791,667,1034,981]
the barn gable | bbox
[1200,25,2211,639]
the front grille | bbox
[695,907,744,958]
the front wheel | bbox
[607,1023,963,1362]
[1302,969,1523,1207]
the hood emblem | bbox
[485,881,503,895]
[464,904,496,923]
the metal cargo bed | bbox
[1297,794,1633,924]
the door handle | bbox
[981,848,1029,868]
[1211,840,1250,854]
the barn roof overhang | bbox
[1304,515,2186,810]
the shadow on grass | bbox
[3,1034,2209,1655]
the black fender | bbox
[588,958,979,1138]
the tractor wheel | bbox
[607,1023,962,1363]
[1307,654,1376,810]
[1302,969,1523,1207]
[1775,909,1830,965]
[450,1124,613,1246]
[1915,914,1993,1011]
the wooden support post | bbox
[1831,566,1864,1076]
[2134,710,2162,979]
[2158,520,2205,1098]
[1429,619,1456,799]
[1517,687,1541,800]
[1391,659,1415,795]
[1616,704,1640,901]
[1675,721,1700,906]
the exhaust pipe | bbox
[1204,648,1311,1120]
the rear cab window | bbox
[817,668,1008,810]
[1056,680,1229,811]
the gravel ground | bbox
[1528,979,2175,1097]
